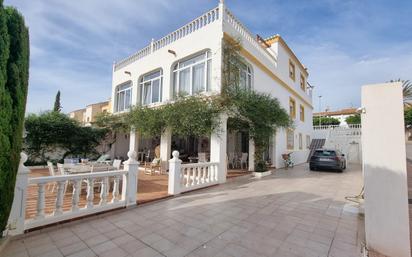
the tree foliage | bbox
[0,2,29,235]
[405,108,412,127]
[313,116,340,126]
[345,114,361,125]
[25,112,107,162]
[391,79,412,107]
[53,90,61,112]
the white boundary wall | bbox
[361,82,411,257]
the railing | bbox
[168,151,221,195]
[180,162,219,193]
[313,124,361,130]
[224,8,277,64]
[6,151,139,235]
[114,6,220,71]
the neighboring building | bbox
[110,1,313,170]
[69,100,111,126]
[314,107,358,126]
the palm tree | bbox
[391,79,412,107]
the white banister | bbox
[86,178,94,208]
[6,152,30,236]
[71,179,81,212]
[54,181,65,216]
[122,150,139,207]
[36,183,46,219]
[168,151,182,195]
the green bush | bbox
[345,114,361,125]
[25,112,107,162]
[313,116,340,126]
[0,2,29,235]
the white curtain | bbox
[192,63,205,93]
[144,82,151,105]
[179,68,191,94]
[152,79,160,103]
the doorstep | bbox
[253,170,272,178]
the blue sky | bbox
[4,0,412,113]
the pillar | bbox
[129,129,140,153]
[160,128,172,171]
[270,134,276,168]
[122,150,139,207]
[168,151,182,195]
[7,152,30,236]
[210,113,228,183]
[248,138,255,171]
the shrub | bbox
[313,116,340,126]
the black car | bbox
[309,149,346,172]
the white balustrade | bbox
[168,151,219,195]
[114,6,220,71]
[6,151,139,234]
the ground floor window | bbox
[306,135,311,149]
[299,133,303,150]
[287,129,294,150]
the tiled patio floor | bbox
[4,164,364,257]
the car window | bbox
[314,150,336,157]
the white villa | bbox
[110,0,313,174]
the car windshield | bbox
[314,150,336,157]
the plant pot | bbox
[253,170,271,178]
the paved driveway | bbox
[3,164,364,257]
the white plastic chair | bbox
[47,161,57,192]
[228,152,236,169]
[112,159,122,170]
[198,153,207,163]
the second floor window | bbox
[173,51,211,96]
[289,97,296,119]
[239,63,253,90]
[115,82,132,112]
[289,59,295,81]
[139,70,163,105]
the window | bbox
[139,70,163,105]
[289,98,296,118]
[300,73,306,91]
[306,135,311,149]
[299,133,303,150]
[289,60,295,81]
[287,129,294,150]
[300,105,305,122]
[239,63,253,90]
[115,82,132,112]
[173,51,211,96]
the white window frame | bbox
[115,82,132,112]
[173,50,212,96]
[139,69,163,105]
[239,63,253,90]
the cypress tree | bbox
[0,1,29,235]
[53,90,61,112]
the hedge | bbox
[0,1,29,235]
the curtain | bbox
[144,82,151,105]
[179,68,191,94]
[152,79,160,103]
[192,63,205,93]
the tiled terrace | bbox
[4,164,364,257]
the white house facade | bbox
[110,1,313,172]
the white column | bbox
[168,151,182,195]
[160,128,172,171]
[7,152,30,236]
[248,138,255,171]
[122,150,139,207]
[362,82,411,257]
[210,113,228,183]
[129,129,140,153]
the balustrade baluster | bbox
[112,176,120,203]
[185,168,190,187]
[36,183,46,219]
[86,178,94,208]
[100,177,109,205]
[72,179,81,211]
[54,181,66,216]
[202,166,206,183]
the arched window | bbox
[115,82,132,112]
[139,69,163,105]
[173,50,211,96]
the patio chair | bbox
[198,152,207,163]
[57,163,69,193]
[47,161,57,192]
[228,152,236,169]
[112,159,122,170]
[240,153,248,170]
[144,145,163,175]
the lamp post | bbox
[318,95,322,126]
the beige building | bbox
[69,100,111,126]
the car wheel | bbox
[310,166,315,171]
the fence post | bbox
[168,151,182,195]
[6,152,30,236]
[122,150,139,207]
